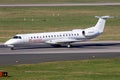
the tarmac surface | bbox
[0,3,120,7]
[0,41,120,66]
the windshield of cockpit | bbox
[12,36,22,39]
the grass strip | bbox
[0,58,120,80]
[0,6,120,42]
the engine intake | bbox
[82,29,99,38]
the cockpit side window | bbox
[18,36,22,39]
[13,36,22,39]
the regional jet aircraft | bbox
[4,16,112,50]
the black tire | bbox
[11,47,15,50]
[67,44,71,48]
[51,44,61,47]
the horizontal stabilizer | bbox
[95,16,114,19]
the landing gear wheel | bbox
[11,47,15,50]
[67,44,71,48]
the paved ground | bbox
[0,3,119,7]
[0,41,120,66]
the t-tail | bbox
[94,16,113,33]
[83,16,113,39]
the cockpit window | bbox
[13,36,22,39]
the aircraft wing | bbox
[45,38,78,44]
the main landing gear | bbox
[52,43,72,48]
[11,47,15,50]
[67,43,72,48]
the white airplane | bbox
[4,16,112,50]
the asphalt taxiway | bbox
[0,41,120,66]
[0,3,120,7]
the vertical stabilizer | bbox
[94,16,112,33]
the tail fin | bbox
[94,16,113,33]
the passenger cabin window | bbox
[13,36,22,39]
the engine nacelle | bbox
[82,27,99,38]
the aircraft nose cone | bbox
[4,40,10,45]
[4,39,14,45]
[4,39,16,47]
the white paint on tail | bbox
[94,16,113,33]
